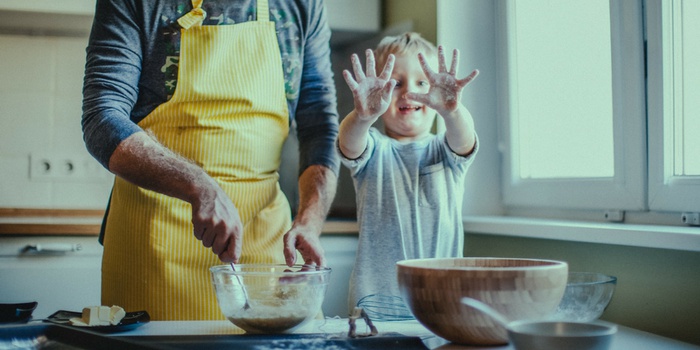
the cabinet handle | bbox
[22,243,82,253]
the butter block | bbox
[69,317,88,327]
[109,305,126,325]
[81,306,111,326]
[97,306,111,324]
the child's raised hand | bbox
[405,46,478,117]
[343,49,396,122]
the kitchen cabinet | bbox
[0,1,94,36]
[0,235,103,320]
[0,0,95,15]
[318,234,358,317]
[324,0,381,32]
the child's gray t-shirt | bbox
[340,127,477,319]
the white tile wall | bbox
[0,34,113,209]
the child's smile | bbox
[381,53,438,141]
[398,104,423,113]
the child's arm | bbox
[338,50,396,159]
[405,46,479,156]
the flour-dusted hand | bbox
[404,46,478,118]
[281,164,335,267]
[343,49,397,122]
[283,225,326,267]
[190,175,243,263]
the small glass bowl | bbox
[550,272,617,322]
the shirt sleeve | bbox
[293,0,341,176]
[81,0,143,169]
[440,131,479,175]
[339,128,378,177]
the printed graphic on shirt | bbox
[159,2,301,101]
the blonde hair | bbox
[374,32,438,71]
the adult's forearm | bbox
[108,131,243,261]
[107,131,211,205]
[293,164,338,233]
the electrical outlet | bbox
[29,153,109,181]
[681,212,700,226]
[603,210,625,222]
[29,154,56,179]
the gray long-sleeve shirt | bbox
[341,128,477,319]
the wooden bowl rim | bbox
[396,257,567,271]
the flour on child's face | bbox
[382,53,438,142]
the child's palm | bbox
[343,50,396,122]
[406,47,478,116]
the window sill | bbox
[463,215,700,252]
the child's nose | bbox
[406,82,427,94]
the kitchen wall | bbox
[0,32,115,209]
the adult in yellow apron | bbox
[101,0,292,320]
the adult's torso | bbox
[128,0,317,122]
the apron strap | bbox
[177,0,207,29]
[257,0,269,22]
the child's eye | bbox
[419,81,429,87]
[394,81,403,88]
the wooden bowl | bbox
[397,257,568,345]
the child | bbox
[337,32,479,320]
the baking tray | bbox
[0,323,167,349]
[126,332,429,350]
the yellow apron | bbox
[101,0,292,320]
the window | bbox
[500,0,646,211]
[512,0,615,179]
[648,0,700,212]
[500,0,700,217]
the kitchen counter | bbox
[0,208,104,235]
[115,318,700,349]
[0,208,358,236]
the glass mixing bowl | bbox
[550,272,617,322]
[210,264,331,333]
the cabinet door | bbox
[0,236,102,319]
[325,0,381,32]
[0,0,95,15]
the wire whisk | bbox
[356,294,415,321]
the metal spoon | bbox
[230,263,251,310]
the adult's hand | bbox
[282,165,337,267]
[283,224,326,267]
[190,176,243,263]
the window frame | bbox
[498,0,647,211]
[646,0,700,212]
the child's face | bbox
[381,52,438,142]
